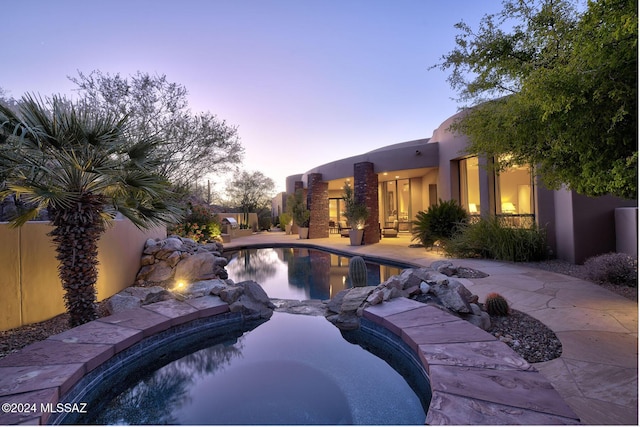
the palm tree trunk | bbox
[49,194,106,327]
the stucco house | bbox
[273,111,637,264]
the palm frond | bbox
[7,207,41,228]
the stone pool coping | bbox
[0,295,579,425]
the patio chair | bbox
[382,220,399,238]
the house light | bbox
[468,203,478,213]
[501,202,516,213]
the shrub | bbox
[287,189,310,227]
[444,216,549,262]
[342,182,369,229]
[485,292,510,316]
[584,252,638,287]
[279,213,292,228]
[411,199,468,246]
[168,202,221,243]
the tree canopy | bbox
[69,70,245,188]
[225,170,275,225]
[434,0,637,199]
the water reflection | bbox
[225,247,403,300]
[93,313,425,425]
[93,338,244,424]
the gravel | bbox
[1,260,636,363]
[486,308,562,363]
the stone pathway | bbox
[363,298,579,424]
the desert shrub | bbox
[411,199,468,246]
[258,213,272,230]
[444,216,549,262]
[168,202,221,243]
[584,252,638,287]
[279,213,292,228]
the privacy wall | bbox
[0,219,165,331]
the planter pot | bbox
[349,229,364,246]
[298,227,309,239]
[285,224,292,235]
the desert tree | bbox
[434,0,637,199]
[225,170,275,228]
[69,70,245,189]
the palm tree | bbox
[0,94,182,326]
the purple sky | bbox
[1,0,502,194]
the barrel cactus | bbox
[348,256,368,287]
[485,292,509,316]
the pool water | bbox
[225,247,405,300]
[93,312,425,425]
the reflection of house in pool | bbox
[225,247,404,300]
[272,110,637,263]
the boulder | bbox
[123,286,172,304]
[140,254,155,266]
[326,312,361,330]
[179,279,227,299]
[419,281,431,294]
[340,286,376,312]
[106,294,141,314]
[326,289,349,314]
[202,242,224,254]
[174,252,217,282]
[366,289,384,305]
[228,280,275,319]
[429,279,473,314]
[136,261,174,282]
[135,236,230,287]
[213,256,229,267]
[241,280,272,305]
[462,303,492,330]
[143,238,162,255]
[216,285,244,304]
[155,237,184,259]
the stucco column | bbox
[354,162,380,245]
[307,173,329,239]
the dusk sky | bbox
[1,0,503,194]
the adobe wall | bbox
[553,189,637,264]
[0,219,165,331]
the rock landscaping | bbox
[108,236,275,320]
[325,263,491,332]
[135,236,229,285]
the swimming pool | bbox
[87,312,427,425]
[225,247,407,300]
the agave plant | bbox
[0,94,182,326]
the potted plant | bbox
[341,182,369,245]
[288,189,310,239]
[279,212,293,235]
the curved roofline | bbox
[285,110,467,191]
